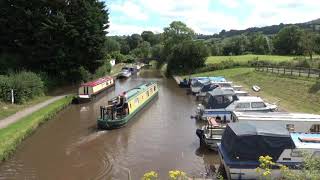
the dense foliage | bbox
[0,72,44,103]
[0,0,109,81]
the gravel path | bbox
[0,95,67,129]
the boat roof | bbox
[81,76,113,87]
[208,88,235,96]
[125,82,157,100]
[208,76,226,82]
[234,112,320,122]
[229,122,291,137]
[291,133,320,149]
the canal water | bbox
[0,69,219,180]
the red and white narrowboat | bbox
[78,76,114,99]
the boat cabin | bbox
[233,111,320,133]
[218,122,320,180]
[191,76,227,94]
[78,76,114,99]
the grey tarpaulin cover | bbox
[221,122,295,161]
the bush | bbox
[93,62,111,79]
[0,72,44,104]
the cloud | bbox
[110,1,148,21]
[106,0,320,35]
[108,23,161,36]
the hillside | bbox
[196,18,320,39]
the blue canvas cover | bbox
[221,122,295,161]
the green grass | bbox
[0,96,52,120]
[0,95,73,161]
[110,63,126,76]
[188,68,320,113]
[206,54,298,64]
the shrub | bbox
[0,72,44,104]
[93,62,111,79]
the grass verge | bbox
[186,68,320,113]
[0,95,73,161]
[0,96,52,120]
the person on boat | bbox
[116,92,128,116]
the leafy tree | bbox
[151,44,164,59]
[274,25,303,55]
[130,41,150,59]
[105,37,120,53]
[161,21,195,65]
[127,34,143,50]
[300,30,318,59]
[167,40,209,74]
[141,31,159,46]
[251,33,272,54]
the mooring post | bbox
[11,89,14,104]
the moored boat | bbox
[97,82,159,129]
[78,76,114,99]
[218,122,320,179]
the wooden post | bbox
[291,68,293,76]
[308,68,311,78]
[284,67,286,75]
[272,66,273,73]
[299,67,301,77]
[277,67,280,74]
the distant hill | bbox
[196,18,320,40]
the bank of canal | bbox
[0,69,218,179]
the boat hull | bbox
[97,91,158,129]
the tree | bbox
[0,0,110,82]
[127,34,143,50]
[300,30,317,59]
[274,25,303,55]
[161,21,195,65]
[250,33,272,54]
[151,44,163,60]
[105,37,120,53]
[166,40,209,74]
[141,31,159,46]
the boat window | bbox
[310,124,320,133]
[291,149,303,157]
[134,98,139,104]
[154,86,156,91]
[235,103,250,109]
[251,102,267,108]
[147,91,150,97]
[286,124,295,132]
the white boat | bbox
[117,69,132,78]
[196,86,248,100]
[218,122,320,180]
[252,85,261,92]
[190,77,227,94]
[195,92,277,121]
[196,111,320,150]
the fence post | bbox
[266,66,268,72]
[284,67,286,75]
[299,67,301,77]
[277,67,280,74]
[272,66,273,73]
[308,68,310,78]
[291,68,293,76]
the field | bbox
[0,95,73,161]
[206,55,299,64]
[0,96,52,120]
[188,68,320,113]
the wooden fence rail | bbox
[255,66,320,78]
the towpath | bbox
[0,95,67,129]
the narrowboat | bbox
[97,82,158,129]
[78,76,114,99]
[218,122,320,179]
[196,112,320,150]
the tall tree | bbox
[105,37,120,53]
[300,30,317,59]
[141,31,159,46]
[127,34,143,50]
[274,25,303,55]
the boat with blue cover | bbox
[97,82,158,129]
[218,122,320,179]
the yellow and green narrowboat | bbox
[97,82,158,129]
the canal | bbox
[0,69,219,179]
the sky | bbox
[103,0,320,36]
